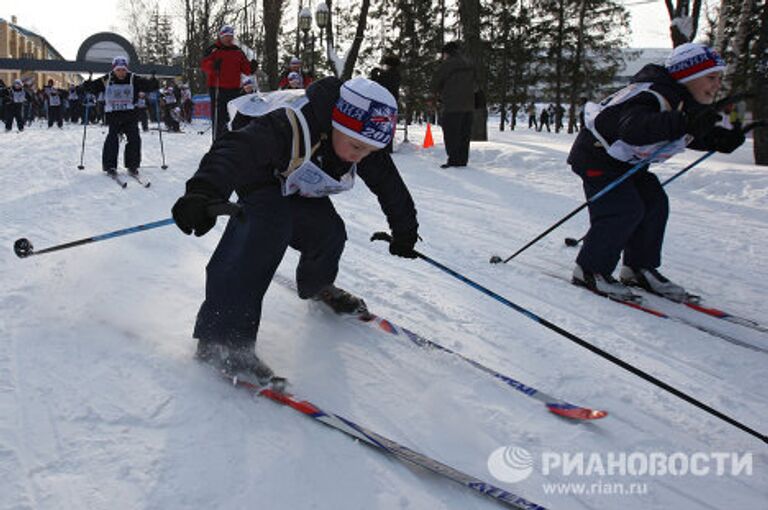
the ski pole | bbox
[212,66,221,142]
[154,93,169,169]
[489,141,675,264]
[77,74,92,170]
[77,100,90,170]
[489,94,750,264]
[372,232,767,444]
[13,203,242,259]
[563,120,766,247]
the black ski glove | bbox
[389,230,419,259]
[707,126,745,154]
[172,182,226,237]
[685,107,721,140]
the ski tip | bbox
[547,403,608,420]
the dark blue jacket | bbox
[567,64,715,176]
[188,77,418,237]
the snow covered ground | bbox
[1,117,766,509]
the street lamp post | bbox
[298,7,312,75]
[315,2,330,74]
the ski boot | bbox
[196,342,280,389]
[619,266,693,303]
[573,264,641,303]
[313,284,369,315]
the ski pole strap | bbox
[371,232,767,444]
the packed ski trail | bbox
[1,121,766,509]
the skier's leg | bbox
[194,187,291,349]
[289,196,347,299]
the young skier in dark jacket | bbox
[86,56,158,175]
[569,43,745,302]
[172,76,419,383]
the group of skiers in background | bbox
[0,76,195,134]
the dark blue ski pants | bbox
[575,168,669,275]
[194,187,347,349]
[103,116,141,170]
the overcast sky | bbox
[5,0,675,62]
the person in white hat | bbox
[171,76,418,384]
[278,56,313,89]
[200,25,252,141]
[4,78,31,132]
[568,42,745,303]
[85,56,159,176]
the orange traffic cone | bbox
[422,123,435,149]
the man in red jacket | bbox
[200,25,251,140]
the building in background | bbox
[0,15,81,87]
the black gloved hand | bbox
[389,230,419,259]
[213,59,222,72]
[685,107,721,140]
[172,183,225,237]
[708,126,746,154]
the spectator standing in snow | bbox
[85,56,159,176]
[527,102,538,130]
[171,77,418,384]
[569,43,745,302]
[200,25,252,141]
[538,106,550,132]
[431,41,475,168]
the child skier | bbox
[86,57,158,176]
[569,43,745,302]
[4,79,30,132]
[171,77,419,383]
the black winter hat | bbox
[442,41,460,55]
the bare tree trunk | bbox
[722,0,754,96]
[553,0,565,134]
[568,0,588,134]
[458,0,487,141]
[341,0,371,80]
[262,0,283,90]
[754,1,768,165]
[665,0,703,47]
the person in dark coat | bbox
[86,56,159,175]
[371,54,401,153]
[432,41,475,168]
[171,76,420,383]
[4,79,30,132]
[43,79,65,128]
[200,25,252,141]
[569,43,745,302]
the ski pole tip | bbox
[564,237,580,247]
[489,255,503,264]
[14,238,34,258]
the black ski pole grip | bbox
[206,202,244,220]
[370,231,393,244]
